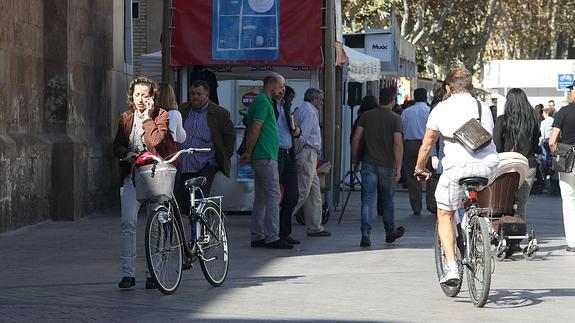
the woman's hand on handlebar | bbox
[120,151,139,162]
[414,168,431,182]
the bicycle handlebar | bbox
[119,148,211,164]
[164,148,211,163]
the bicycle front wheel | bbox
[145,208,183,295]
[198,201,229,287]
[434,223,463,297]
[465,216,492,307]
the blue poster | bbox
[212,0,279,61]
[557,73,574,91]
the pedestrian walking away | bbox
[352,87,405,247]
[401,87,432,216]
[493,88,540,219]
[414,67,499,286]
[549,80,575,252]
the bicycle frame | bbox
[142,147,218,261]
[460,187,492,267]
[157,183,224,264]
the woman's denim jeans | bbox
[361,162,396,236]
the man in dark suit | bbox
[177,80,236,215]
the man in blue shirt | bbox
[401,88,432,215]
[177,80,236,216]
[275,86,301,245]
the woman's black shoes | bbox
[118,277,135,289]
[145,277,157,289]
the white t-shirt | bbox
[168,110,187,143]
[426,92,499,169]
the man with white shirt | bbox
[401,88,432,215]
[415,68,499,286]
[292,88,331,237]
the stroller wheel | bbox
[495,240,512,261]
[523,246,536,261]
[495,250,508,261]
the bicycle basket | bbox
[134,163,177,202]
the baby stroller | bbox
[477,152,539,260]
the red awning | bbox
[171,0,324,67]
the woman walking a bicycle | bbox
[112,76,175,289]
[414,68,499,286]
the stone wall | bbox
[132,0,148,76]
[0,0,118,232]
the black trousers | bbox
[175,164,218,216]
[404,140,435,214]
[278,149,298,237]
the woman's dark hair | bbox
[502,88,537,150]
[534,103,544,115]
[285,85,295,98]
[358,95,378,115]
[430,82,448,110]
[379,87,397,105]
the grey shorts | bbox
[435,162,498,211]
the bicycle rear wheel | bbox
[434,223,463,297]
[465,216,492,307]
[145,207,183,295]
[198,201,229,287]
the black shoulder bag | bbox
[552,107,575,173]
[446,100,493,153]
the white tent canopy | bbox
[343,45,380,83]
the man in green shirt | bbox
[240,72,292,249]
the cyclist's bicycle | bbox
[132,148,229,295]
[433,177,493,307]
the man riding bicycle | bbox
[414,68,499,286]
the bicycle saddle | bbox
[458,177,488,191]
[185,176,207,188]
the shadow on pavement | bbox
[488,288,575,308]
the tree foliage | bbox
[486,0,575,60]
[342,0,575,79]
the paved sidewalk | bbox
[1,191,574,322]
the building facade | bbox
[0,0,127,232]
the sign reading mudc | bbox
[364,33,393,62]
[557,73,574,91]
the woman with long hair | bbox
[157,82,186,144]
[493,88,541,219]
[112,76,174,289]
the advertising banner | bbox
[557,73,574,91]
[237,85,263,124]
[212,0,279,61]
[172,0,323,67]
